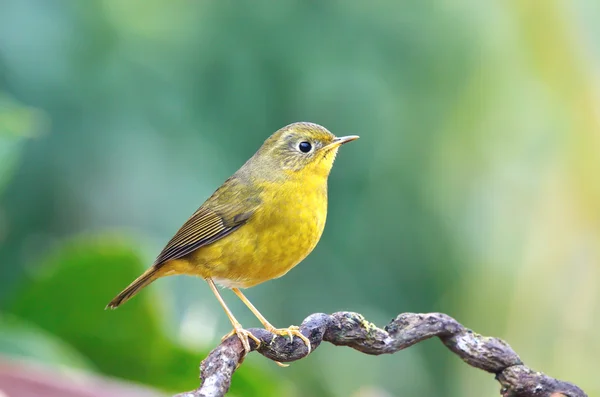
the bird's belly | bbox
[190,191,327,288]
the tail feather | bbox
[106,266,160,309]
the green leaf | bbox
[0,312,95,370]
[6,235,200,391]
[5,235,289,395]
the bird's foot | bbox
[266,325,311,355]
[222,325,261,356]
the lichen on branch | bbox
[174,311,587,397]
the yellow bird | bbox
[107,122,358,356]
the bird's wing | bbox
[153,182,260,266]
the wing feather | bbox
[153,199,258,266]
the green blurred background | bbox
[1,1,599,396]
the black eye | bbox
[298,141,312,153]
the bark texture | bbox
[174,312,587,397]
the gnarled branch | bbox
[174,312,587,397]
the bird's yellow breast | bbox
[184,175,328,288]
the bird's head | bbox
[252,122,358,180]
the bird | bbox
[107,122,358,359]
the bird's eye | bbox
[298,141,312,153]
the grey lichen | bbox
[175,311,587,397]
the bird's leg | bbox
[206,279,260,356]
[232,288,311,355]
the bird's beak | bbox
[324,135,360,150]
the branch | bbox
[174,312,587,397]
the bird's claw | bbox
[267,325,311,355]
[222,326,261,355]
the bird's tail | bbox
[106,266,161,309]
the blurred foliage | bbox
[0,0,599,396]
[6,237,194,389]
[3,236,285,396]
[0,313,94,370]
[0,94,44,194]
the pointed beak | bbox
[334,135,360,145]
[324,135,359,150]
